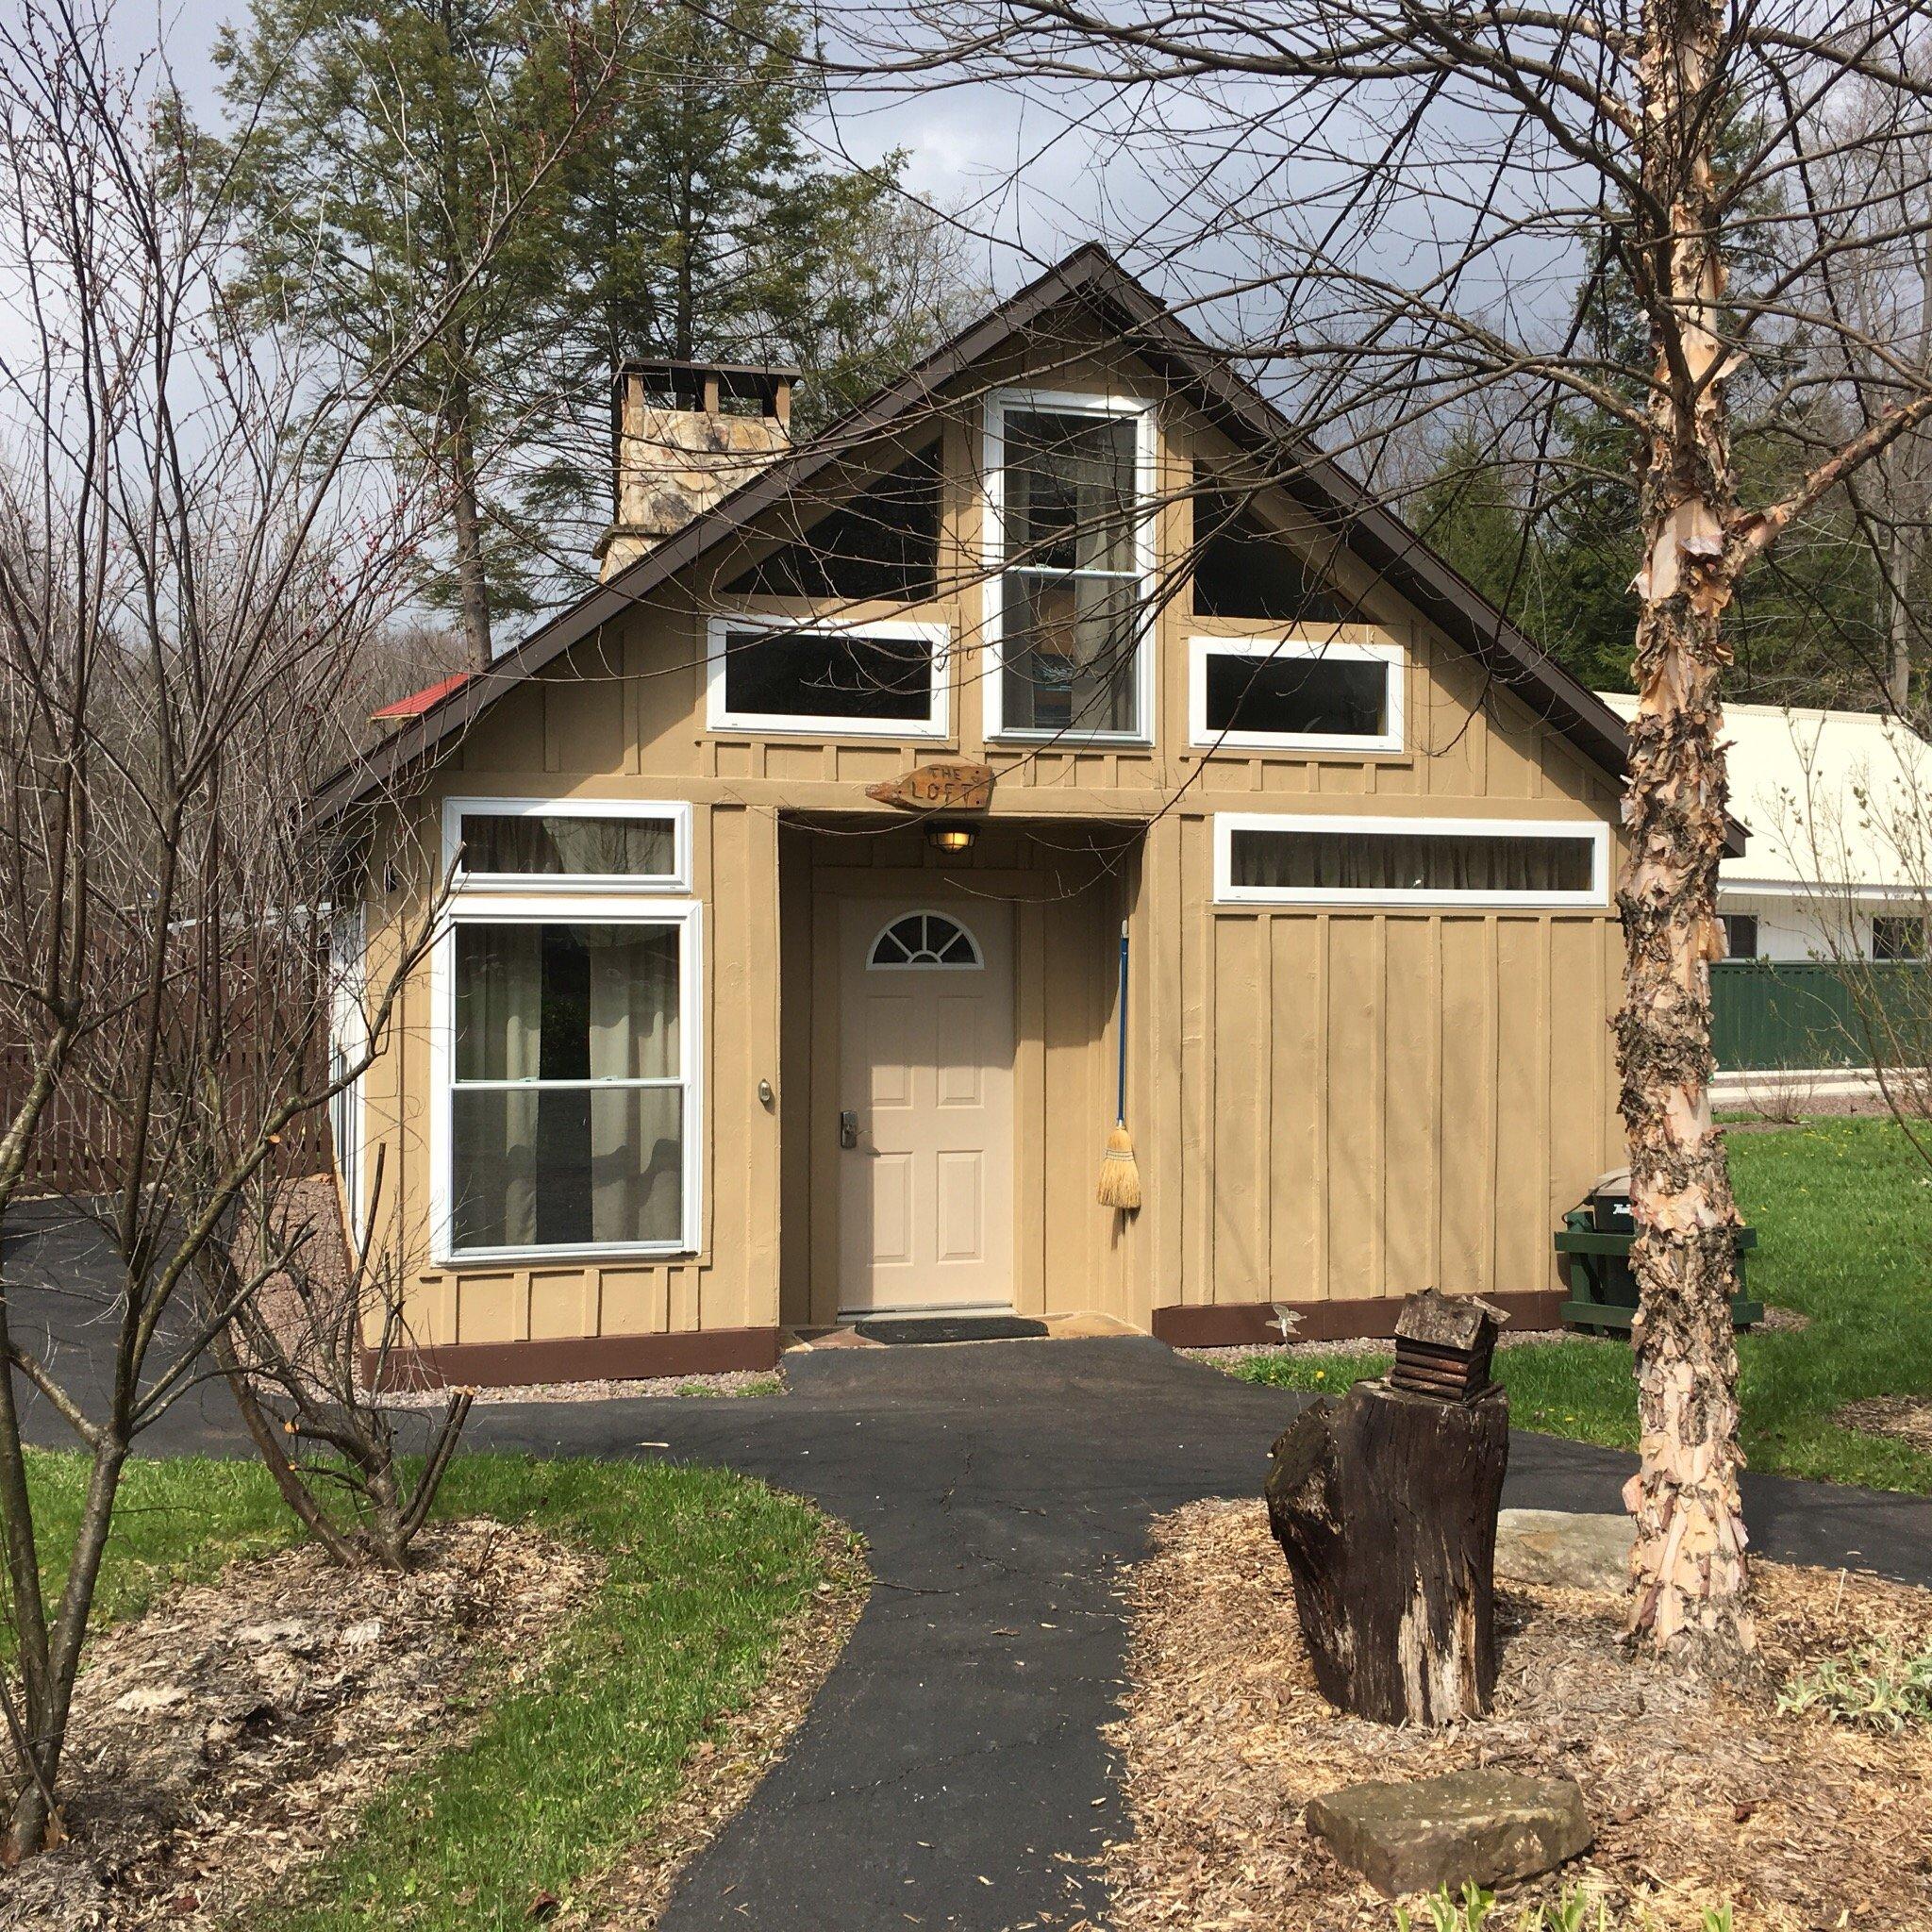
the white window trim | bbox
[866,908,986,971]
[1212,811,1610,909]
[427,891,704,1264]
[705,614,952,740]
[443,795,692,894]
[1189,633,1406,754]
[327,901,368,1242]
[981,387,1158,746]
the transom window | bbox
[435,900,700,1259]
[446,798,690,890]
[1215,813,1607,908]
[985,392,1153,741]
[869,911,983,969]
[1190,636,1404,753]
[706,617,949,738]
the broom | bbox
[1097,923,1142,1210]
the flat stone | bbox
[1306,1767,1593,1897]
[1495,1508,1634,1593]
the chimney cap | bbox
[618,356,803,380]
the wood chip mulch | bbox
[563,1524,871,1930]
[1102,1500,1932,1931]
[3,1520,599,1932]
[1838,1395,1932,1455]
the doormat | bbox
[852,1315,1049,1346]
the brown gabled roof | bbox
[314,242,1683,834]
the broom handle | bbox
[1115,924,1129,1125]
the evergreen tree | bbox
[519,0,982,558]
[216,0,979,648]
[214,0,580,666]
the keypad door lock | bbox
[839,1108,859,1150]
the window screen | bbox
[724,442,940,601]
[1192,481,1341,623]
[721,625,936,724]
[450,922,685,1250]
[460,812,676,878]
[1228,824,1596,896]
[1202,649,1389,740]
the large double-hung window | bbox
[985,391,1154,740]
[434,801,700,1260]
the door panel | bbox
[838,901,1014,1312]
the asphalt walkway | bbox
[9,1205,1931,1928]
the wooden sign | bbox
[865,760,995,812]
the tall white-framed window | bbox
[327,901,368,1241]
[1189,634,1405,754]
[1213,812,1608,908]
[982,389,1157,743]
[705,615,951,739]
[429,893,702,1261]
[443,796,691,893]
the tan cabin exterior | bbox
[327,248,1632,1383]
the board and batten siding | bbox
[1119,810,1623,1324]
[363,791,787,1356]
[347,336,1629,1362]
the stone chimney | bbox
[593,358,796,580]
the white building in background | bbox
[1598,696,1932,962]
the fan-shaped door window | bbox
[868,911,983,970]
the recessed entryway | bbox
[837,899,1016,1314]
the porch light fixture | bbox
[926,823,976,856]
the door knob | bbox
[839,1108,859,1149]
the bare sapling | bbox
[0,0,620,1860]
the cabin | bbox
[318,245,1637,1383]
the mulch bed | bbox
[4,1520,599,1932]
[1839,1395,1932,1454]
[1103,1500,1932,1930]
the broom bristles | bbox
[1097,1122,1142,1210]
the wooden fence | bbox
[0,1055,335,1199]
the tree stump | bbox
[1265,1377,1508,1724]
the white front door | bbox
[838,901,1015,1314]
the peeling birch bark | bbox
[1618,0,1755,1666]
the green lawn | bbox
[17,1450,848,1928]
[1232,1116,1932,1493]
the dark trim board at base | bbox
[362,1325,782,1391]
[1152,1291,1565,1350]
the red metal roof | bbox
[370,670,471,721]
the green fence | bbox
[1709,960,1929,1071]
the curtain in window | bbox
[461,814,675,877]
[588,927,680,1241]
[453,925,542,1246]
[1231,827,1592,894]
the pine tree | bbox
[214,0,580,667]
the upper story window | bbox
[723,441,941,602]
[1191,476,1342,624]
[1873,914,1925,961]
[447,797,691,891]
[706,615,950,739]
[1189,635,1405,753]
[984,391,1154,741]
